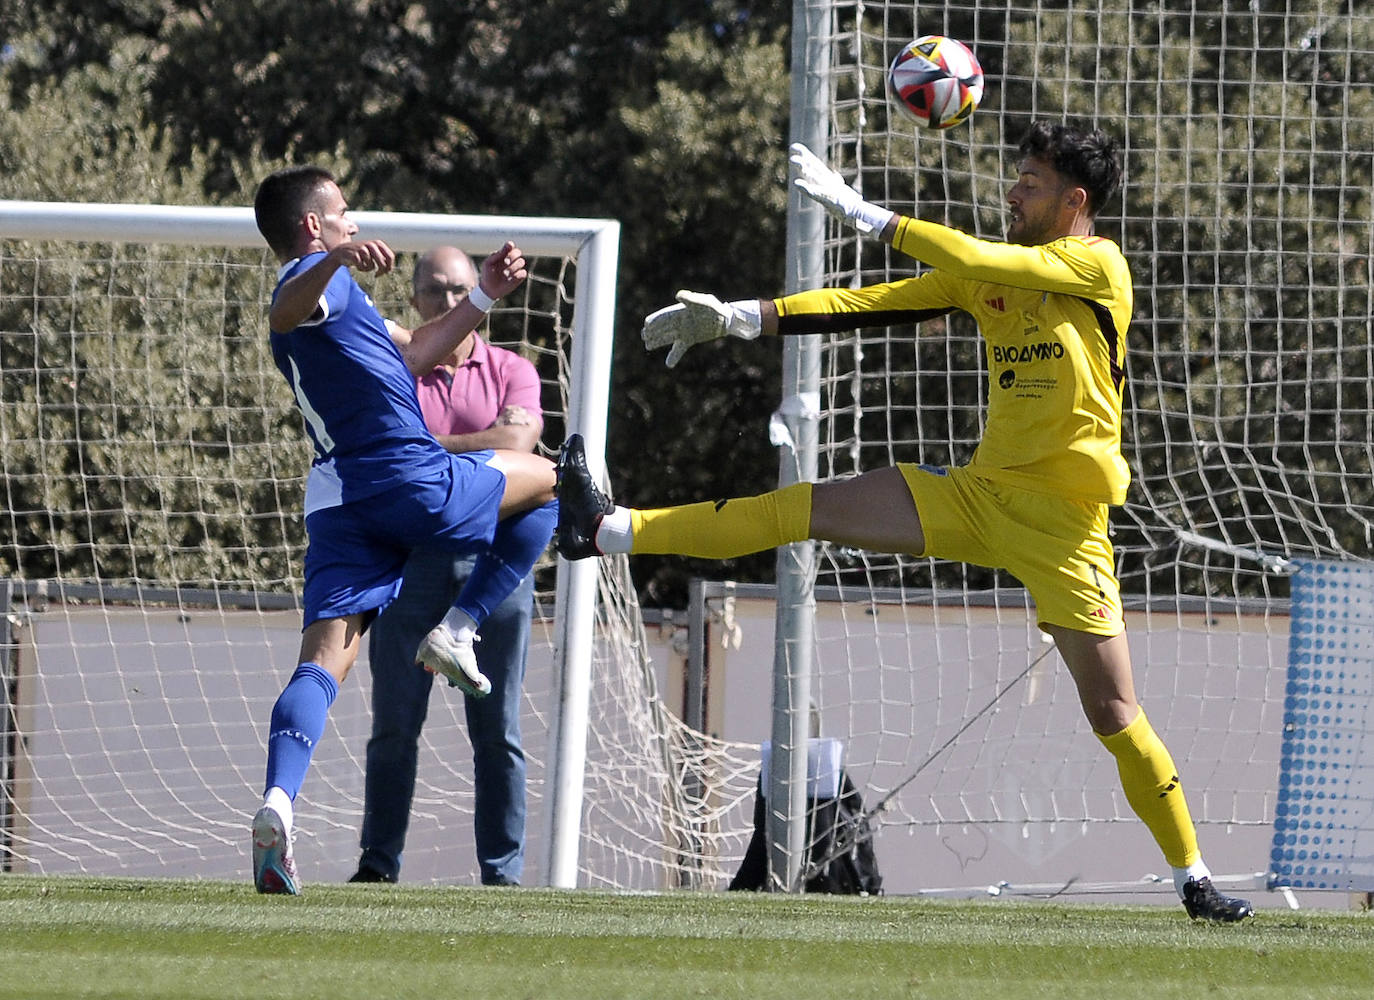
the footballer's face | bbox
[309,181,358,250]
[1005,156,1080,246]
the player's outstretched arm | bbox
[641,290,768,368]
[789,143,897,240]
[269,240,396,333]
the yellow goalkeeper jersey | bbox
[774,217,1133,505]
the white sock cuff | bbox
[264,786,294,832]
[595,506,634,554]
[1172,859,1211,897]
[442,607,479,641]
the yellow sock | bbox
[1097,709,1201,869]
[630,482,813,559]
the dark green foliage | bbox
[1,2,795,603]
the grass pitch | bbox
[1,875,1370,1000]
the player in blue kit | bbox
[249,165,558,894]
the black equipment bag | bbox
[729,770,882,895]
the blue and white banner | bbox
[1270,559,1374,892]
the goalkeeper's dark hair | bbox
[255,165,337,258]
[1018,121,1122,218]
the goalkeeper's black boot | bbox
[555,434,614,560]
[1181,877,1253,922]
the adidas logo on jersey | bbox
[985,295,1006,311]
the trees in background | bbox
[2,2,1370,601]
[1,1,794,602]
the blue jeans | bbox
[358,546,533,884]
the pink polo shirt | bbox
[414,335,543,436]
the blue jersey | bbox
[269,252,448,512]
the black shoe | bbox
[1181,877,1253,922]
[554,434,614,560]
[347,865,396,884]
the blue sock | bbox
[263,661,339,800]
[455,500,556,623]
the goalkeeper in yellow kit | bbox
[556,121,1252,921]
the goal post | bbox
[766,0,830,893]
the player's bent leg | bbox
[452,499,556,624]
[487,449,557,518]
[424,497,554,696]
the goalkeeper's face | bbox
[1005,156,1079,246]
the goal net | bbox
[0,203,761,889]
[4,3,1372,901]
[780,1,1374,896]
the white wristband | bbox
[727,299,763,340]
[852,201,895,236]
[467,285,496,313]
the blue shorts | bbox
[300,451,506,627]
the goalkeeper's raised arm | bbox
[640,280,961,368]
[789,141,1124,298]
[644,132,1132,368]
[788,143,896,238]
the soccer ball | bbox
[887,35,984,130]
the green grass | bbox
[1,876,1371,999]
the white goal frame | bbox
[0,199,620,888]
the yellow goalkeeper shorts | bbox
[898,463,1124,636]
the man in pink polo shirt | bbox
[351,246,542,886]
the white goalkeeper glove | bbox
[641,290,762,368]
[789,142,894,236]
